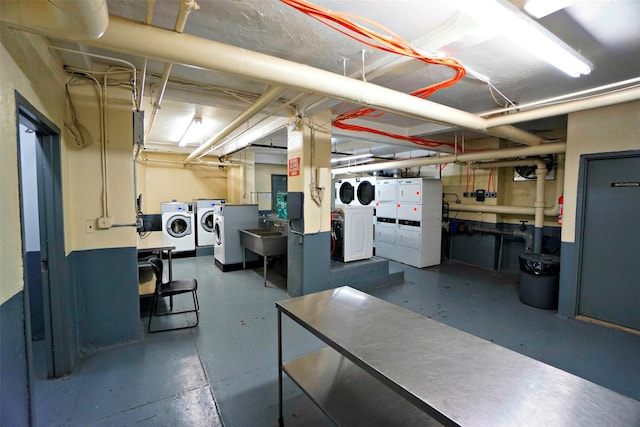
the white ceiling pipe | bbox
[145,0,156,25]
[144,0,198,139]
[486,86,640,128]
[332,142,566,175]
[185,86,288,162]
[0,0,108,40]
[79,16,541,146]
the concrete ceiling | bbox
[50,0,640,162]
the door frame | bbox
[15,91,74,379]
[573,149,640,318]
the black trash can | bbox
[518,253,560,309]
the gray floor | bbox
[33,256,640,426]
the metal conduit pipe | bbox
[471,159,546,252]
[185,86,289,161]
[332,142,566,175]
[139,157,241,168]
[80,16,542,146]
[485,86,640,128]
[144,0,198,138]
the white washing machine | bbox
[161,202,196,253]
[353,176,376,207]
[194,199,225,247]
[334,178,356,206]
[331,206,374,262]
[213,204,259,271]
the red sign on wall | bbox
[288,157,301,177]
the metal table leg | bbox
[264,256,268,287]
[278,309,284,427]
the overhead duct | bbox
[74,16,542,146]
[0,0,108,40]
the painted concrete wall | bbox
[1,28,67,305]
[563,100,640,243]
[136,152,227,213]
[227,151,255,205]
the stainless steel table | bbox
[276,286,640,427]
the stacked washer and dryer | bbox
[161,202,196,253]
[194,199,225,247]
[213,204,259,271]
[374,178,442,268]
[332,176,376,262]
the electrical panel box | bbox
[133,110,144,146]
[287,192,304,219]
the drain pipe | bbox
[471,159,546,253]
[144,0,199,139]
[79,16,541,146]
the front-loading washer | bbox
[161,202,196,253]
[194,199,225,247]
[213,204,259,271]
[334,178,356,206]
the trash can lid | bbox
[519,253,560,275]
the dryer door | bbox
[201,211,215,233]
[167,215,191,238]
[214,218,223,246]
[357,181,375,206]
[338,181,354,204]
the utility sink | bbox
[239,228,288,257]
[239,228,288,287]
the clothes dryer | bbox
[194,199,225,247]
[353,176,376,207]
[334,178,356,206]
[213,204,258,271]
[161,202,195,253]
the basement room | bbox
[1,0,639,425]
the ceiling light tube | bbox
[456,0,591,77]
[178,116,202,147]
[331,153,374,163]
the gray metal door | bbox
[578,153,640,330]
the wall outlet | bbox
[97,217,112,229]
[86,219,96,233]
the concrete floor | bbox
[32,255,640,426]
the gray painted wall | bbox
[287,232,330,297]
[72,247,143,352]
[0,292,29,427]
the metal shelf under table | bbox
[276,286,640,427]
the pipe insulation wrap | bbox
[81,16,541,144]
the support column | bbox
[286,111,332,296]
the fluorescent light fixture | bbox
[456,0,591,77]
[178,116,202,147]
[524,0,575,19]
[331,153,374,164]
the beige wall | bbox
[563,100,640,243]
[1,27,142,303]
[136,152,227,213]
[226,151,255,205]
[1,29,66,304]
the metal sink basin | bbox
[239,228,288,257]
